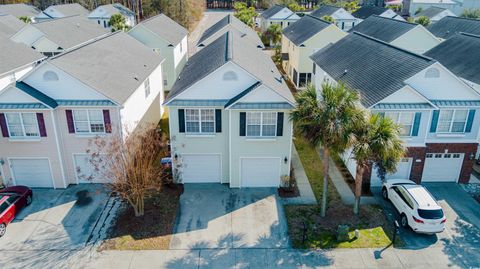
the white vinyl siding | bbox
[246,112,277,137]
[185,109,215,134]
[73,110,105,134]
[385,112,415,136]
[5,112,39,138]
[437,109,468,133]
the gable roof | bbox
[48,32,163,104]
[310,5,341,18]
[0,35,45,76]
[261,5,287,19]
[167,31,294,104]
[425,33,480,85]
[90,3,134,18]
[350,15,417,42]
[282,15,331,46]
[135,13,188,46]
[427,16,480,39]
[351,6,389,19]
[0,14,25,37]
[310,32,435,107]
[44,3,89,17]
[31,15,109,50]
[0,4,40,18]
[414,6,447,18]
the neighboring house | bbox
[197,14,264,50]
[0,35,45,90]
[35,3,89,22]
[310,32,480,186]
[310,5,358,31]
[414,6,456,23]
[88,3,135,29]
[427,16,480,40]
[129,13,188,93]
[11,15,109,57]
[406,0,457,17]
[0,32,165,188]
[164,31,295,188]
[0,4,41,22]
[352,6,405,21]
[281,15,346,89]
[351,15,441,53]
[453,0,480,15]
[0,14,26,38]
[259,4,300,32]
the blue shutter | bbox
[465,109,476,133]
[276,112,284,136]
[412,112,421,136]
[178,109,185,133]
[430,110,439,133]
[215,109,222,133]
[239,112,246,136]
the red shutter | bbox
[36,113,47,137]
[0,113,9,137]
[103,110,111,133]
[66,110,75,133]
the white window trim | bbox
[246,111,277,138]
[72,109,106,135]
[184,108,216,134]
[385,111,415,137]
[5,112,40,139]
[437,109,468,134]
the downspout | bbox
[50,109,67,188]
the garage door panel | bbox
[371,158,412,186]
[422,153,463,182]
[10,159,54,188]
[182,154,221,183]
[241,158,280,187]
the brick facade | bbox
[406,147,427,184]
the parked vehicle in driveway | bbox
[382,179,446,234]
[0,186,33,237]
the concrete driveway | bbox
[374,183,480,269]
[169,184,289,250]
[0,184,110,251]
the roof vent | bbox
[343,69,348,75]
[76,23,80,28]
[134,75,138,81]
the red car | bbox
[0,186,33,237]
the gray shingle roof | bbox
[350,15,417,42]
[32,15,109,50]
[137,13,188,46]
[310,5,341,18]
[0,4,40,18]
[414,6,446,19]
[425,33,480,85]
[282,15,331,46]
[351,6,389,19]
[0,14,25,37]
[427,16,480,39]
[49,32,163,104]
[167,31,294,104]
[261,5,286,19]
[44,3,89,17]
[310,32,435,107]
[0,35,45,75]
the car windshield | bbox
[418,209,444,219]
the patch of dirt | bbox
[332,156,372,197]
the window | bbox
[395,187,414,209]
[437,109,468,133]
[6,195,18,204]
[312,63,316,75]
[43,71,58,81]
[97,20,100,24]
[73,110,105,134]
[185,109,215,134]
[5,113,39,137]
[453,154,461,158]
[164,79,168,86]
[426,153,433,158]
[298,73,312,87]
[246,112,277,137]
[144,78,150,98]
[385,112,415,136]
[103,20,107,28]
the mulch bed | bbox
[278,186,300,198]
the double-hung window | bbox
[185,109,215,134]
[437,109,468,133]
[5,113,39,137]
[246,112,277,137]
[73,110,105,134]
[385,112,414,136]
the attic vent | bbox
[223,71,238,81]
[425,68,440,78]
[43,71,59,81]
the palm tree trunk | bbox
[320,147,329,217]
[353,164,364,215]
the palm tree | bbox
[291,83,361,217]
[265,24,282,46]
[351,113,406,215]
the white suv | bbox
[382,179,446,234]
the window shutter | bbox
[239,112,246,136]
[465,109,476,133]
[66,110,75,133]
[412,112,421,136]
[178,109,185,133]
[276,112,284,136]
[430,110,439,133]
[36,113,47,137]
[215,109,222,133]
[0,113,9,137]
[103,110,111,133]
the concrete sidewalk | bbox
[282,146,317,205]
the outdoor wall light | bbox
[0,158,4,165]
[284,157,288,164]
[174,154,178,160]
[469,153,475,160]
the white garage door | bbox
[10,158,54,188]
[422,153,464,182]
[241,157,280,187]
[74,154,107,183]
[182,154,221,183]
[371,158,413,186]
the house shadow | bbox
[441,217,480,269]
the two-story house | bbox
[310,32,480,187]
[281,15,346,89]
[259,4,300,32]
[128,14,188,93]
[88,3,135,29]
[352,6,405,21]
[427,16,480,40]
[413,6,456,23]
[351,15,441,53]
[0,4,41,22]
[310,5,358,31]
[35,3,89,22]
[0,32,164,188]
[165,31,295,187]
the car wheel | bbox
[382,187,388,200]
[26,195,32,206]
[0,223,6,238]
[400,214,409,228]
